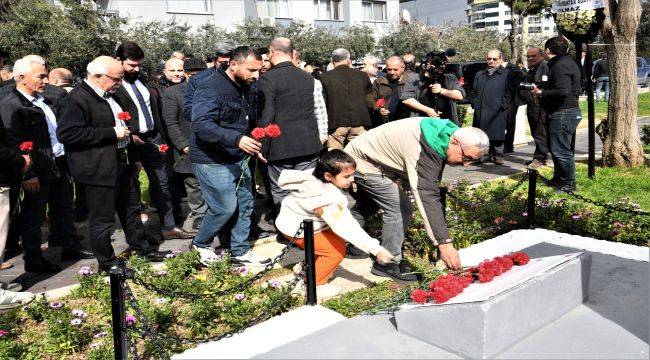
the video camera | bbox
[420,51,448,86]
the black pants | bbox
[84,157,154,270]
[504,105,517,152]
[526,103,548,161]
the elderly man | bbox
[0,56,68,109]
[369,56,412,126]
[1,56,93,274]
[0,65,13,84]
[320,48,372,150]
[57,56,170,272]
[48,68,74,92]
[257,37,327,212]
[520,47,549,169]
[469,49,513,165]
[361,55,381,83]
[346,118,489,281]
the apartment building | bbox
[466,0,556,37]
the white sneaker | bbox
[1,282,22,292]
[292,262,303,275]
[232,249,271,267]
[190,244,222,266]
[316,283,341,298]
[0,289,35,310]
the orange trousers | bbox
[293,229,347,285]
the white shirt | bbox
[18,89,65,157]
[84,80,130,149]
[123,79,153,133]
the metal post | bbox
[110,266,128,360]
[526,169,537,229]
[303,220,317,305]
[586,44,596,179]
[440,185,447,219]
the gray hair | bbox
[454,127,490,156]
[363,55,379,66]
[386,56,405,68]
[86,59,109,76]
[13,56,46,81]
[331,48,350,63]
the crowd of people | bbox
[0,35,582,306]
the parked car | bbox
[638,57,650,87]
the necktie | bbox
[129,82,154,131]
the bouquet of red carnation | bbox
[251,127,267,140]
[251,124,282,141]
[375,98,386,109]
[158,144,169,153]
[117,112,131,122]
[19,141,34,153]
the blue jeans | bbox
[192,160,254,256]
[546,108,582,189]
[595,77,609,101]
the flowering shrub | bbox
[556,9,596,35]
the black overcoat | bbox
[469,66,512,140]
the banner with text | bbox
[552,0,605,13]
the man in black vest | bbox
[112,42,193,241]
[1,56,93,274]
[257,37,325,211]
[57,56,170,272]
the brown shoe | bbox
[493,158,505,165]
[162,227,195,240]
[0,262,14,270]
[527,159,546,169]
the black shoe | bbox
[371,261,417,282]
[192,217,203,231]
[61,248,95,261]
[137,250,171,262]
[345,243,368,259]
[24,257,61,274]
[73,211,88,223]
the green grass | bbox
[579,91,650,121]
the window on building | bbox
[362,1,387,21]
[257,0,290,18]
[314,0,342,20]
[166,0,211,13]
[485,21,499,27]
[504,20,511,25]
[485,2,499,8]
[485,12,499,18]
[528,16,541,24]
[529,26,542,33]
[505,10,511,16]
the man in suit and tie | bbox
[57,56,171,272]
[112,42,193,241]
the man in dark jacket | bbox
[520,47,550,169]
[531,37,582,192]
[369,56,412,126]
[257,37,324,211]
[320,48,372,150]
[162,57,207,232]
[189,46,270,268]
[112,42,193,241]
[470,49,513,165]
[57,56,170,272]
[593,53,609,101]
[502,57,526,153]
[1,57,93,274]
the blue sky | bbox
[400,0,468,26]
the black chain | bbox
[446,175,527,208]
[124,281,169,360]
[537,174,650,216]
[129,226,303,300]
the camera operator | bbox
[531,37,582,192]
[519,47,549,169]
[401,51,465,125]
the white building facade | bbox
[466,0,556,37]
[94,0,400,37]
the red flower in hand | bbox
[158,144,169,153]
[251,127,266,140]
[512,252,530,265]
[410,289,429,304]
[375,98,386,108]
[117,112,131,121]
[264,124,281,138]
[19,141,34,152]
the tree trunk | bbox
[509,5,518,62]
[521,14,529,67]
[599,0,646,167]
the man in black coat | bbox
[256,37,325,211]
[320,48,372,150]
[520,47,550,169]
[112,42,193,241]
[57,56,170,272]
[1,57,93,274]
[470,49,513,165]
[162,57,207,232]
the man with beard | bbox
[57,56,170,272]
[113,42,193,241]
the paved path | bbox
[3,117,648,294]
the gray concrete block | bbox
[394,253,592,359]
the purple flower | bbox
[157,270,167,276]
[269,280,282,289]
[71,309,87,318]
[78,266,94,276]
[521,212,528,217]
[571,213,581,221]
[49,301,63,309]
[71,318,83,326]
[172,250,183,256]
[234,293,245,301]
[125,314,137,327]
[165,253,176,259]
[0,330,8,337]
[155,298,167,304]
[608,229,620,237]
[612,221,624,228]
[238,267,249,276]
[90,342,102,350]
[539,201,551,208]
[94,331,108,338]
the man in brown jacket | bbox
[369,56,412,127]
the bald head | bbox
[268,37,294,66]
[49,68,73,87]
[87,56,124,93]
[164,57,185,84]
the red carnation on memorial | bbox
[158,144,169,153]
[264,124,281,138]
[117,112,131,122]
[512,252,530,265]
[251,127,267,140]
[410,289,429,304]
[19,141,34,153]
[478,270,495,283]
[375,98,386,109]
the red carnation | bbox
[495,256,514,271]
[432,289,452,304]
[478,270,495,283]
[264,124,281,138]
[410,289,429,304]
[375,98,386,108]
[117,112,131,121]
[251,127,266,140]
[512,252,530,265]
[158,144,169,153]
[19,141,34,152]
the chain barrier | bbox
[445,174,527,208]
[128,226,303,300]
[537,173,650,216]
[123,280,168,360]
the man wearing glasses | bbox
[345,118,489,281]
[520,47,549,169]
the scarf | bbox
[420,118,459,159]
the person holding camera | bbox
[531,37,582,192]
[401,51,465,126]
[520,47,549,169]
